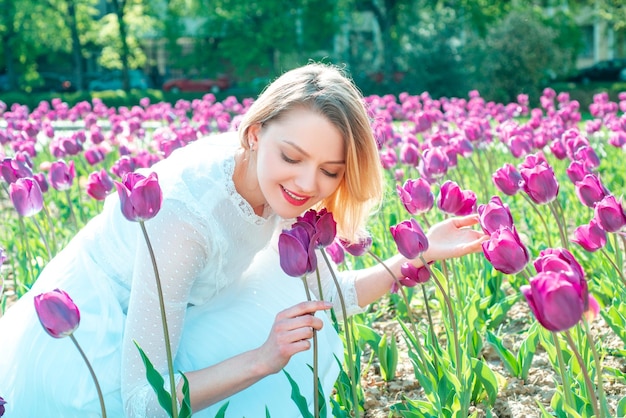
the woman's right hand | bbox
[257,300,333,374]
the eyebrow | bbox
[283,140,346,165]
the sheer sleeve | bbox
[305,248,366,320]
[120,200,209,417]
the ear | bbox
[247,123,262,149]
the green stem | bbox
[467,155,489,203]
[564,330,601,418]
[42,204,58,256]
[17,216,35,289]
[582,318,609,418]
[552,332,575,411]
[31,215,52,261]
[419,284,440,373]
[421,256,462,377]
[70,334,107,418]
[599,247,626,289]
[139,221,178,418]
[319,250,360,417]
[301,276,319,418]
[521,194,553,248]
[65,189,79,230]
[549,201,569,250]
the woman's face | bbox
[251,107,346,219]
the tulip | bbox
[0,395,5,417]
[575,174,610,208]
[86,169,115,201]
[534,248,585,283]
[420,147,448,178]
[399,262,431,286]
[297,208,337,248]
[572,220,607,252]
[1,157,33,184]
[399,142,420,166]
[482,226,529,275]
[519,163,559,204]
[84,147,106,166]
[325,240,345,265]
[492,163,522,196]
[33,172,49,193]
[34,288,80,338]
[594,195,626,232]
[437,180,464,214]
[454,189,477,216]
[566,160,589,184]
[574,145,600,170]
[396,178,434,215]
[519,151,548,170]
[115,171,163,222]
[278,223,318,277]
[521,271,589,332]
[390,218,429,259]
[9,177,44,217]
[48,160,76,191]
[478,195,514,235]
[339,235,373,257]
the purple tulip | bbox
[34,288,80,338]
[574,145,600,170]
[519,152,548,170]
[534,247,585,283]
[86,169,114,201]
[437,180,464,214]
[482,226,529,275]
[400,142,420,166]
[397,178,434,215]
[420,147,449,178]
[9,177,44,217]
[297,208,337,248]
[566,160,589,184]
[478,195,514,235]
[115,171,163,222]
[339,235,373,257]
[572,220,607,252]
[575,174,610,208]
[521,271,591,332]
[0,395,5,416]
[492,163,522,196]
[454,189,477,216]
[1,157,33,184]
[48,160,76,191]
[594,195,626,233]
[519,163,559,204]
[325,240,345,265]
[399,262,431,286]
[84,147,106,166]
[390,218,429,259]
[278,223,318,277]
[33,172,49,193]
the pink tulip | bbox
[575,174,610,208]
[339,235,373,257]
[396,178,434,215]
[34,289,80,338]
[390,218,429,259]
[9,177,44,217]
[572,220,607,252]
[48,160,76,191]
[86,169,114,201]
[534,247,585,283]
[325,240,345,265]
[297,208,337,248]
[521,271,591,332]
[594,195,626,232]
[492,163,522,196]
[437,180,464,214]
[482,226,529,275]
[115,171,163,222]
[519,163,559,204]
[399,262,431,286]
[478,195,514,235]
[566,160,589,184]
[1,157,33,184]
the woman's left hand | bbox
[422,214,488,262]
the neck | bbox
[233,148,265,215]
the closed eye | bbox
[322,169,339,178]
[281,152,298,164]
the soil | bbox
[360,298,626,417]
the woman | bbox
[0,63,486,417]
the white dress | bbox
[0,133,364,417]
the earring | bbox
[249,142,254,151]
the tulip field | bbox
[1,88,626,417]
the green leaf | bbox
[354,323,382,349]
[283,369,314,418]
[601,305,626,345]
[178,372,193,418]
[133,340,174,417]
[617,395,626,417]
[470,358,499,407]
[378,333,399,381]
[518,322,540,380]
[214,401,230,418]
[485,330,520,377]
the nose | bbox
[293,166,317,194]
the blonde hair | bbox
[238,63,383,242]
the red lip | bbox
[281,186,310,207]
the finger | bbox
[278,300,333,319]
[451,214,480,228]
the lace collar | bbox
[222,151,274,226]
